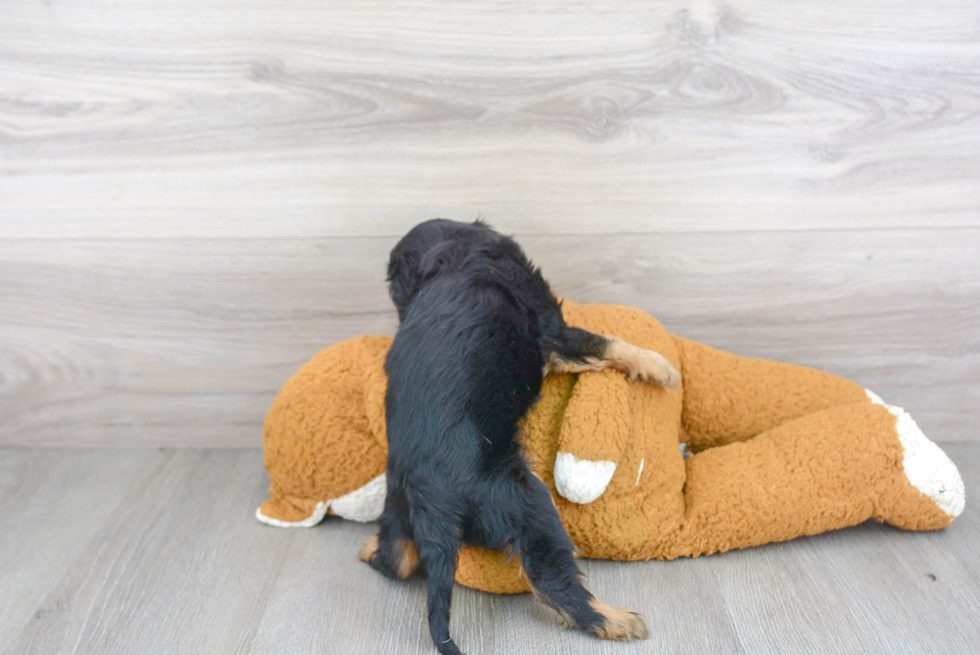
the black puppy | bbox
[360,219,678,655]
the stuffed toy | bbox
[256,300,965,594]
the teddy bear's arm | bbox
[552,369,631,504]
[673,336,868,452]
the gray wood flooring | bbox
[1,445,977,655]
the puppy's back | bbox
[385,271,543,472]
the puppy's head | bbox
[387,218,496,321]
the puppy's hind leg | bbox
[517,474,649,642]
[546,327,680,388]
[359,491,419,581]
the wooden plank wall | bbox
[2,1,978,446]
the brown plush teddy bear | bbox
[256,300,965,594]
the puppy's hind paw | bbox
[358,534,379,563]
[588,598,650,641]
[359,533,420,580]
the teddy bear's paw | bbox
[255,499,330,528]
[330,472,387,522]
[255,472,387,528]
[866,389,966,519]
[554,452,616,504]
[586,598,649,641]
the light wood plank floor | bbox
[1,445,977,654]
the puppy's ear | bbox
[387,251,422,322]
[418,240,461,279]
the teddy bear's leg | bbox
[864,390,966,521]
[672,336,869,452]
[550,364,684,505]
[665,401,964,559]
[257,335,391,527]
[552,370,631,504]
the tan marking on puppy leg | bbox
[543,352,605,377]
[588,597,650,641]
[359,533,379,563]
[602,335,680,388]
[395,538,420,579]
[544,337,680,388]
[359,534,419,579]
[358,534,419,580]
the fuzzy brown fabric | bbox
[259,301,958,594]
[260,336,390,523]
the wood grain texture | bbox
[0,445,978,654]
[2,229,977,447]
[1,1,979,237]
[2,1,978,447]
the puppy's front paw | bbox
[603,336,681,388]
[629,349,681,389]
[658,358,681,389]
